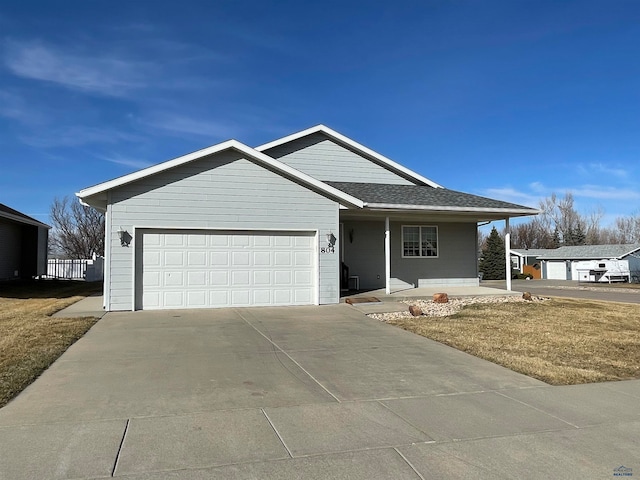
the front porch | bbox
[339,214,481,295]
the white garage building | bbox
[539,244,640,282]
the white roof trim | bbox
[256,124,443,188]
[364,203,539,215]
[77,140,364,209]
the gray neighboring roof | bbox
[0,203,50,228]
[326,182,538,214]
[511,248,557,257]
[537,244,640,260]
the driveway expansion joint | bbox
[111,418,130,477]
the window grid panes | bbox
[403,226,438,258]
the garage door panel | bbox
[232,251,250,266]
[253,290,271,304]
[231,290,250,306]
[211,236,230,247]
[254,271,271,285]
[164,271,184,286]
[211,252,229,267]
[274,290,291,304]
[164,251,184,266]
[274,270,292,285]
[210,291,229,306]
[164,291,184,307]
[210,271,228,286]
[187,291,207,306]
[165,235,186,247]
[294,289,312,303]
[231,270,250,286]
[253,251,271,266]
[295,271,312,285]
[295,251,312,266]
[274,252,291,266]
[187,271,206,286]
[187,234,207,246]
[188,251,206,266]
[233,235,250,247]
[274,236,292,247]
[140,230,316,310]
[144,251,161,266]
[143,271,161,287]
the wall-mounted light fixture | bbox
[117,227,131,247]
[326,232,336,247]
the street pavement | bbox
[1,300,638,479]
[486,279,640,304]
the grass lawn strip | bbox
[375,297,640,385]
[0,281,101,408]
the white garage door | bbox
[139,230,316,310]
[546,261,567,280]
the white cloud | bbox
[588,162,628,178]
[0,90,45,124]
[92,152,153,169]
[3,40,149,97]
[139,114,240,139]
[571,185,640,201]
[483,187,540,208]
[19,125,141,148]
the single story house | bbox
[538,244,640,282]
[510,248,557,279]
[0,203,50,281]
[78,125,538,311]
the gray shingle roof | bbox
[325,182,537,212]
[511,248,557,257]
[0,203,50,228]
[538,244,640,260]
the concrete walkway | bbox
[52,294,107,319]
[1,304,638,479]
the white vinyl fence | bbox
[47,257,104,281]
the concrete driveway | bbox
[1,303,639,479]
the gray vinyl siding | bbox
[0,219,21,280]
[106,150,339,311]
[263,133,416,185]
[36,227,48,276]
[626,253,640,279]
[341,220,478,288]
[392,222,478,285]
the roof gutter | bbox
[364,202,540,216]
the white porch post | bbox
[385,216,391,294]
[505,218,512,291]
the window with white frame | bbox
[402,225,438,257]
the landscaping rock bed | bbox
[369,295,548,322]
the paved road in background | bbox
[485,279,640,304]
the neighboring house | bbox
[538,244,640,282]
[77,125,538,311]
[0,203,50,281]
[510,248,557,279]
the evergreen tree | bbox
[479,227,506,280]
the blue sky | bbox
[1,0,639,227]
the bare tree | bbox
[510,219,554,249]
[49,196,105,259]
[538,192,587,246]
